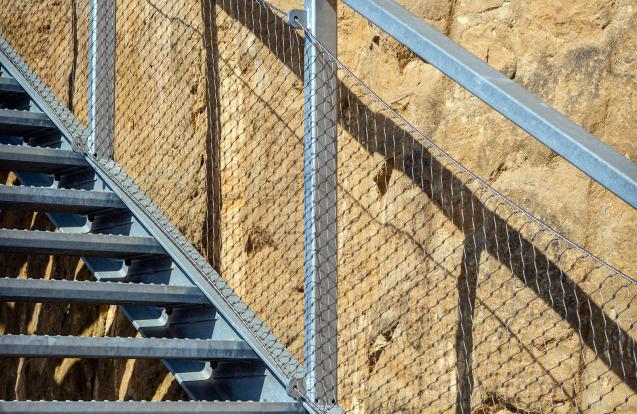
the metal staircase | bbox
[0,62,306,413]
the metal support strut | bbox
[88,0,115,159]
[302,0,338,406]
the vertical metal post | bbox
[88,0,115,159]
[303,0,338,406]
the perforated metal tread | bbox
[0,108,56,134]
[0,401,305,413]
[0,143,88,172]
[0,184,125,213]
[0,335,258,360]
[0,278,209,305]
[0,229,167,257]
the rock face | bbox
[338,0,637,273]
[1,0,636,412]
[332,1,637,413]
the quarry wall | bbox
[1,0,636,412]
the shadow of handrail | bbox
[210,1,637,410]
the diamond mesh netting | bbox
[0,0,636,412]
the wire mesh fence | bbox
[0,0,90,123]
[1,0,636,413]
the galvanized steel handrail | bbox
[341,0,637,209]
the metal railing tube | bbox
[342,0,637,209]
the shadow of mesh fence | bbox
[1,0,636,413]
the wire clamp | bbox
[286,9,307,29]
[286,376,306,399]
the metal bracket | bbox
[286,9,307,28]
[286,376,307,400]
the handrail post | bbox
[303,0,338,406]
[88,0,115,159]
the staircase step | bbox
[0,401,305,413]
[0,58,300,406]
[0,78,29,110]
[0,108,56,134]
[0,229,167,258]
[0,77,25,94]
[0,185,125,213]
[0,278,209,306]
[0,144,88,172]
[0,335,258,360]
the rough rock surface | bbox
[331,1,637,413]
[337,0,637,274]
[0,0,636,412]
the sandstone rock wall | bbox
[1,0,636,412]
[337,0,637,274]
[331,1,637,412]
[0,0,90,124]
